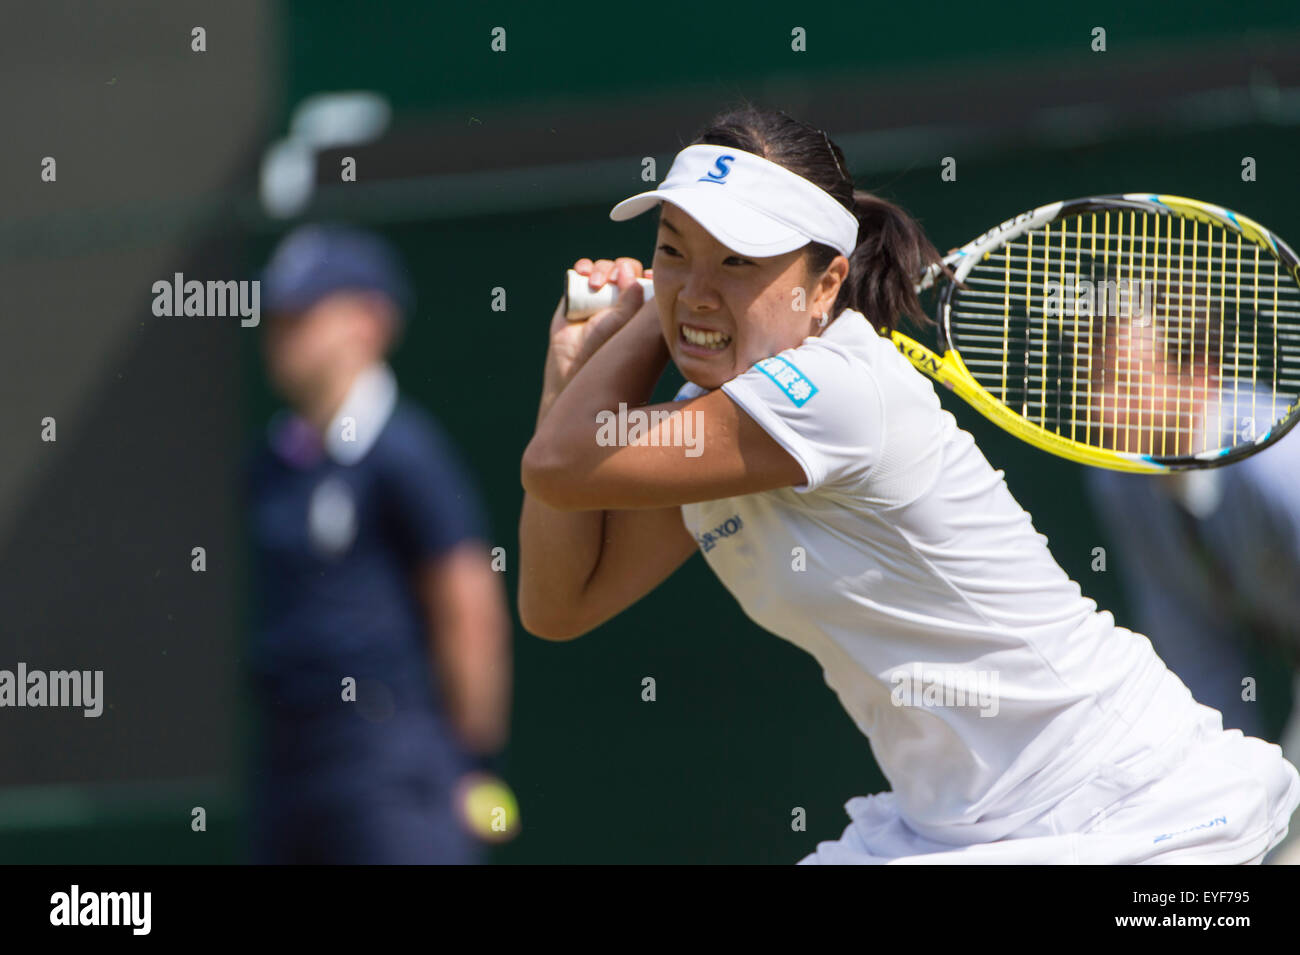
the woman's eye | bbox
[655,244,749,266]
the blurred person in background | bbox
[1082,281,1300,862]
[245,224,512,863]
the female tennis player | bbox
[518,105,1300,864]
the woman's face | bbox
[652,205,845,389]
[262,292,394,403]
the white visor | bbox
[609,143,859,258]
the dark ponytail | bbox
[693,103,952,333]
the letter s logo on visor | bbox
[698,154,736,184]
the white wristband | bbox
[564,268,655,320]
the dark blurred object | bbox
[245,224,511,863]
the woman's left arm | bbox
[522,301,806,511]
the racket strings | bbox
[948,209,1300,460]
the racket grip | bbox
[564,268,655,320]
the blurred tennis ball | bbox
[455,772,521,843]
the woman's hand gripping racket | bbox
[565,194,1300,473]
[548,258,653,388]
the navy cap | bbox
[260,224,414,317]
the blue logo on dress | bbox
[1152,814,1227,844]
[754,356,818,406]
[695,514,743,552]
[697,154,736,184]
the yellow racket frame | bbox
[890,194,1300,474]
[890,330,1171,473]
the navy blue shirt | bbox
[246,377,488,733]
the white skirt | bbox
[799,709,1300,865]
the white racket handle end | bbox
[564,268,655,320]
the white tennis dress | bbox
[673,308,1300,864]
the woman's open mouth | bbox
[679,323,732,353]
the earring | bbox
[818,312,829,329]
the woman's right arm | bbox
[518,494,698,641]
[517,257,697,641]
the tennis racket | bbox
[563,194,1300,473]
